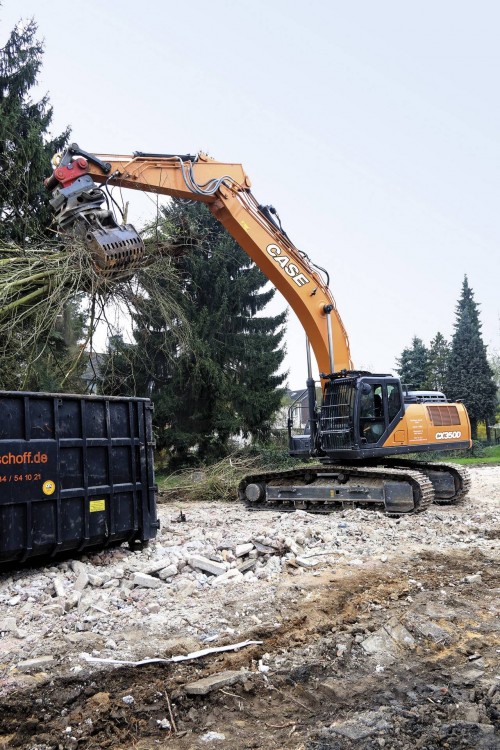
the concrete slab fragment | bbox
[185,669,248,695]
[17,656,54,672]
[235,543,254,558]
[132,572,162,589]
[189,555,226,576]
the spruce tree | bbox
[396,336,429,389]
[445,276,497,439]
[0,19,69,244]
[427,332,450,392]
[103,201,287,463]
[0,18,84,392]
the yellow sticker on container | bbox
[89,499,106,513]
[43,480,56,496]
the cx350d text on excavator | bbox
[46,144,471,515]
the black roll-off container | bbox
[0,391,158,566]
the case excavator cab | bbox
[319,373,404,458]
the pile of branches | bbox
[158,455,262,504]
[0,237,188,388]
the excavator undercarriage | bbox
[239,460,470,516]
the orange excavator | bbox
[46,144,471,514]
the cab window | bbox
[387,384,402,422]
[359,383,385,444]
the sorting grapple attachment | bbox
[47,162,145,275]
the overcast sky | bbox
[1,0,499,388]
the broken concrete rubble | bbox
[0,616,17,633]
[361,617,416,664]
[211,568,244,587]
[320,709,393,740]
[53,577,66,598]
[189,555,227,576]
[132,572,163,589]
[0,465,499,749]
[73,570,89,592]
[235,543,253,558]
[0,467,497,710]
[143,558,174,575]
[158,564,178,580]
[184,669,249,695]
[16,655,54,672]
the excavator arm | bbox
[47,144,353,378]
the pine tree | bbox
[103,201,287,463]
[396,336,430,389]
[101,335,140,398]
[445,276,497,439]
[427,332,450,392]
[0,19,69,244]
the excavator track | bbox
[239,464,435,516]
[375,459,471,505]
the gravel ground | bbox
[0,465,499,749]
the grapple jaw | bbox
[85,221,145,273]
[79,215,146,277]
[48,171,145,275]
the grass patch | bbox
[442,444,500,465]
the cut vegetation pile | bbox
[0,238,187,380]
[158,455,264,503]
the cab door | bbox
[358,379,403,446]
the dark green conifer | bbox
[427,332,450,392]
[445,277,497,439]
[396,336,429,390]
[0,19,69,244]
[104,201,287,463]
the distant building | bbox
[289,387,321,425]
[81,352,105,394]
[273,387,320,431]
[287,388,309,429]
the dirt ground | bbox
[0,465,499,750]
